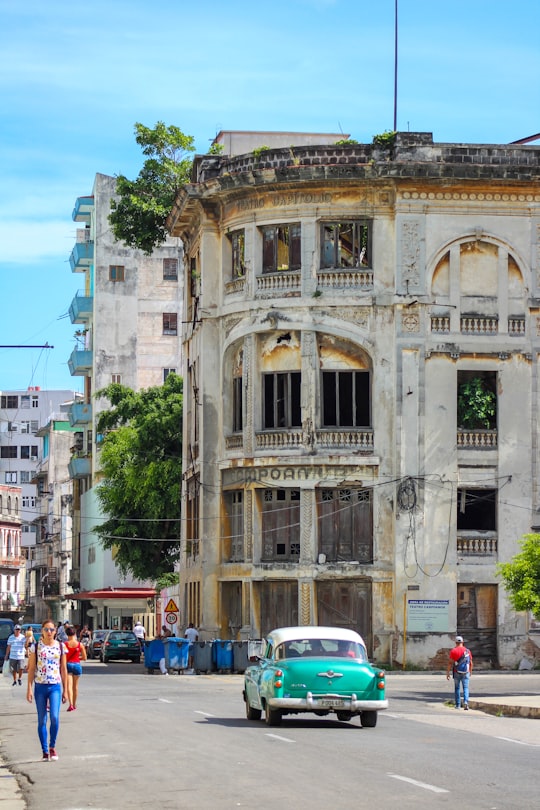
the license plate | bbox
[317,699,345,708]
[118,643,128,647]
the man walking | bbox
[184,622,199,669]
[446,635,473,710]
[133,621,146,651]
[6,624,26,686]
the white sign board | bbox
[407,600,449,633]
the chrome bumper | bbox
[268,693,388,712]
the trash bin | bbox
[232,641,250,673]
[165,638,190,671]
[144,639,165,673]
[192,641,214,673]
[213,639,233,673]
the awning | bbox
[71,588,156,600]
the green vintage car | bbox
[243,626,387,728]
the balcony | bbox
[70,402,92,427]
[457,429,497,450]
[0,555,25,570]
[69,239,94,272]
[68,348,92,376]
[457,533,497,556]
[72,195,94,223]
[68,454,91,479]
[317,269,373,291]
[316,429,374,452]
[69,291,93,324]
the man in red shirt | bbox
[446,636,473,710]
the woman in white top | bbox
[26,619,68,761]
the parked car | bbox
[243,626,387,728]
[101,630,141,663]
[88,629,108,660]
[21,623,42,646]
[0,619,15,664]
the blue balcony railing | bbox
[72,195,94,223]
[68,455,91,479]
[69,291,93,324]
[70,402,92,427]
[68,348,92,376]
[69,240,94,272]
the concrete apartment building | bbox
[0,484,22,616]
[167,130,540,668]
[66,173,183,629]
[0,388,78,617]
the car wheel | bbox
[360,711,377,728]
[337,711,352,722]
[264,702,282,727]
[245,696,262,721]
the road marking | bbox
[265,733,295,743]
[388,774,449,794]
[72,754,110,760]
[496,736,540,747]
[194,710,215,717]
[159,698,172,703]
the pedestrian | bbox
[184,622,199,669]
[26,618,68,761]
[158,625,172,675]
[133,621,146,651]
[6,624,26,686]
[446,635,473,710]
[80,624,92,656]
[65,626,87,711]
[56,621,69,643]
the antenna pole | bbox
[393,0,398,132]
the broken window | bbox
[263,372,301,429]
[228,230,246,279]
[223,490,244,562]
[321,221,370,269]
[262,224,301,273]
[317,488,373,562]
[260,489,300,561]
[457,488,497,531]
[162,313,178,336]
[457,370,497,430]
[322,371,371,427]
[185,479,200,559]
[163,258,178,280]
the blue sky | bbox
[1,0,539,392]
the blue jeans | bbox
[453,673,470,707]
[34,683,61,753]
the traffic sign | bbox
[165,598,179,613]
[166,612,178,625]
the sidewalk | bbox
[469,695,540,719]
[0,676,27,810]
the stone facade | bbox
[168,132,540,667]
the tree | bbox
[497,535,540,619]
[94,373,183,581]
[109,122,195,254]
[457,376,496,429]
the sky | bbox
[1,0,539,393]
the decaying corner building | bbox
[167,130,540,668]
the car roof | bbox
[266,626,365,646]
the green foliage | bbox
[109,122,195,254]
[94,373,183,581]
[207,141,225,155]
[334,138,359,145]
[252,145,270,159]
[457,377,496,429]
[155,571,180,591]
[372,131,396,148]
[497,535,540,619]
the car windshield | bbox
[109,632,136,641]
[0,624,13,640]
[275,638,368,662]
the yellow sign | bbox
[164,598,179,613]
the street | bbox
[1,662,539,809]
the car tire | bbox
[337,711,352,722]
[264,702,282,727]
[245,697,262,721]
[360,711,377,728]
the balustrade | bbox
[457,534,497,555]
[457,429,497,449]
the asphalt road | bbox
[1,662,539,809]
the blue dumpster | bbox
[232,641,250,673]
[144,639,165,673]
[213,639,233,672]
[165,638,190,671]
[192,641,214,673]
